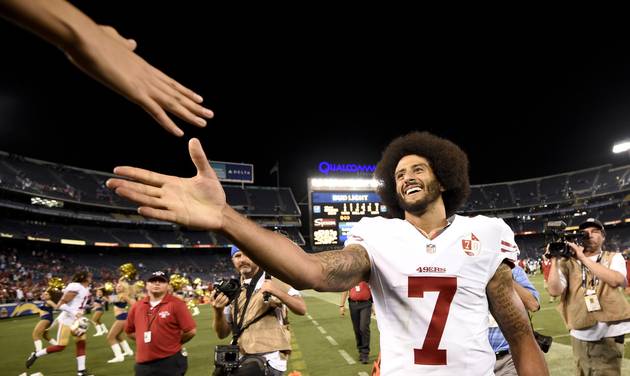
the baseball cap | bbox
[147,270,168,282]
[578,218,604,231]
[230,245,241,258]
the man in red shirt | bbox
[125,271,196,376]
[340,281,373,364]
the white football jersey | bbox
[59,282,91,324]
[345,214,518,376]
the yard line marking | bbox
[307,314,313,319]
[312,320,319,326]
[326,336,338,345]
[317,326,327,334]
[339,349,356,365]
[358,372,369,376]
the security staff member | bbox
[125,271,196,376]
[340,281,373,364]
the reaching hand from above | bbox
[63,24,213,136]
[0,0,213,136]
[106,138,226,229]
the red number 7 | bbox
[408,276,457,365]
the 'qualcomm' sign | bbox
[318,162,377,175]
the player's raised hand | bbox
[106,138,226,229]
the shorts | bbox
[116,312,128,321]
[40,314,53,322]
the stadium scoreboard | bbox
[308,179,387,251]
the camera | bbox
[214,346,269,376]
[214,345,240,374]
[534,330,553,353]
[544,221,588,258]
[213,278,241,303]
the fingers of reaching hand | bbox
[151,78,211,127]
[99,25,137,51]
[140,96,184,136]
[108,179,162,198]
[154,69,206,105]
[114,186,164,209]
[188,138,215,178]
[110,166,171,187]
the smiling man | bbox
[107,131,549,375]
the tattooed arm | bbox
[487,263,549,376]
[221,206,371,292]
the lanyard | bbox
[581,252,603,292]
[231,270,264,344]
[146,302,163,331]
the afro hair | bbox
[375,131,470,218]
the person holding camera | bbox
[547,218,630,375]
[488,265,540,376]
[125,271,197,376]
[210,246,306,376]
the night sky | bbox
[1,4,629,203]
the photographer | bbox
[547,218,630,375]
[211,246,306,376]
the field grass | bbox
[2,273,630,375]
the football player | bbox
[26,271,93,376]
[107,133,550,375]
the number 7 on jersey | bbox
[408,276,457,365]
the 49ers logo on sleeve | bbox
[462,233,481,256]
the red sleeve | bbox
[125,303,136,334]
[176,300,196,332]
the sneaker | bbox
[93,332,103,337]
[25,352,38,368]
[360,354,369,364]
[123,350,134,357]
[77,370,94,376]
[49,338,58,345]
[107,356,125,363]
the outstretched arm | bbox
[107,138,370,292]
[487,263,549,376]
[0,0,213,136]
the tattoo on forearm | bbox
[315,245,370,290]
[488,264,531,342]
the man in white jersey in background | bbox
[106,132,549,375]
[26,271,94,376]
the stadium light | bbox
[310,178,379,189]
[612,140,630,154]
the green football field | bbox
[2,273,630,375]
